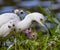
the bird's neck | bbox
[17,16,33,30]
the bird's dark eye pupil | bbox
[40,18,43,21]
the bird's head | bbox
[28,12,49,33]
[28,12,45,26]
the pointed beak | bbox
[39,22,52,35]
[39,22,48,32]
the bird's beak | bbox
[39,22,52,35]
[39,22,48,32]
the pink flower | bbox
[24,28,36,39]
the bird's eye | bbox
[40,18,43,21]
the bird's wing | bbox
[0,13,20,27]
[0,19,15,37]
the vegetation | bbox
[0,6,60,50]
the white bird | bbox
[0,12,46,39]
[15,12,45,32]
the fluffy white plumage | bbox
[0,20,14,37]
[0,13,20,27]
[0,13,20,37]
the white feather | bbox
[0,20,15,37]
[0,13,20,27]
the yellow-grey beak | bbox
[38,21,50,35]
